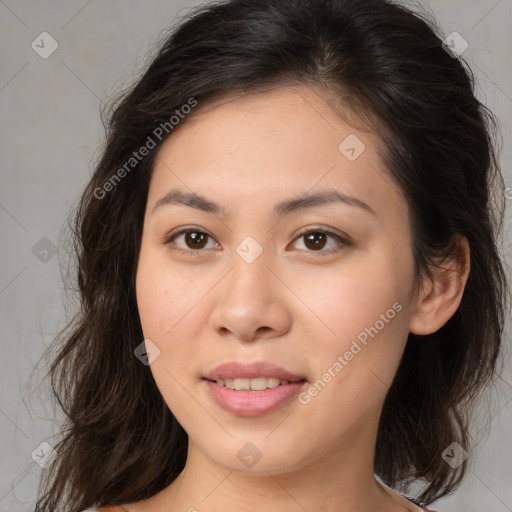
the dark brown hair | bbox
[34,0,510,510]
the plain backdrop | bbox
[0,1,511,511]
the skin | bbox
[132,85,470,512]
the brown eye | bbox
[291,229,350,255]
[164,229,219,253]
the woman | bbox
[35,0,509,511]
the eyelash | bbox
[161,227,351,257]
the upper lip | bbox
[203,361,306,382]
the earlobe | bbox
[409,235,470,335]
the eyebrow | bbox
[151,188,376,219]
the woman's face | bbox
[136,85,418,476]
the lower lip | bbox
[204,379,306,416]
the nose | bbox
[209,248,292,342]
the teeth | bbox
[216,377,292,390]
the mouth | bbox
[202,361,308,416]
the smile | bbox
[215,377,296,390]
[203,378,307,416]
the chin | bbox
[197,433,311,476]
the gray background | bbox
[0,1,511,511]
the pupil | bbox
[186,231,208,249]
[304,232,326,250]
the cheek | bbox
[135,263,170,339]
[135,257,202,413]
[136,250,205,338]
[135,252,217,395]
[294,258,410,346]
[292,248,413,393]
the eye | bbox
[162,227,350,256]
[289,228,350,255]
[162,228,220,255]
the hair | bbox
[33,0,510,510]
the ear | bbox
[409,234,470,335]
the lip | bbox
[204,380,307,416]
[202,361,307,416]
[203,361,306,382]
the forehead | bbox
[155,85,376,163]
[147,86,405,223]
